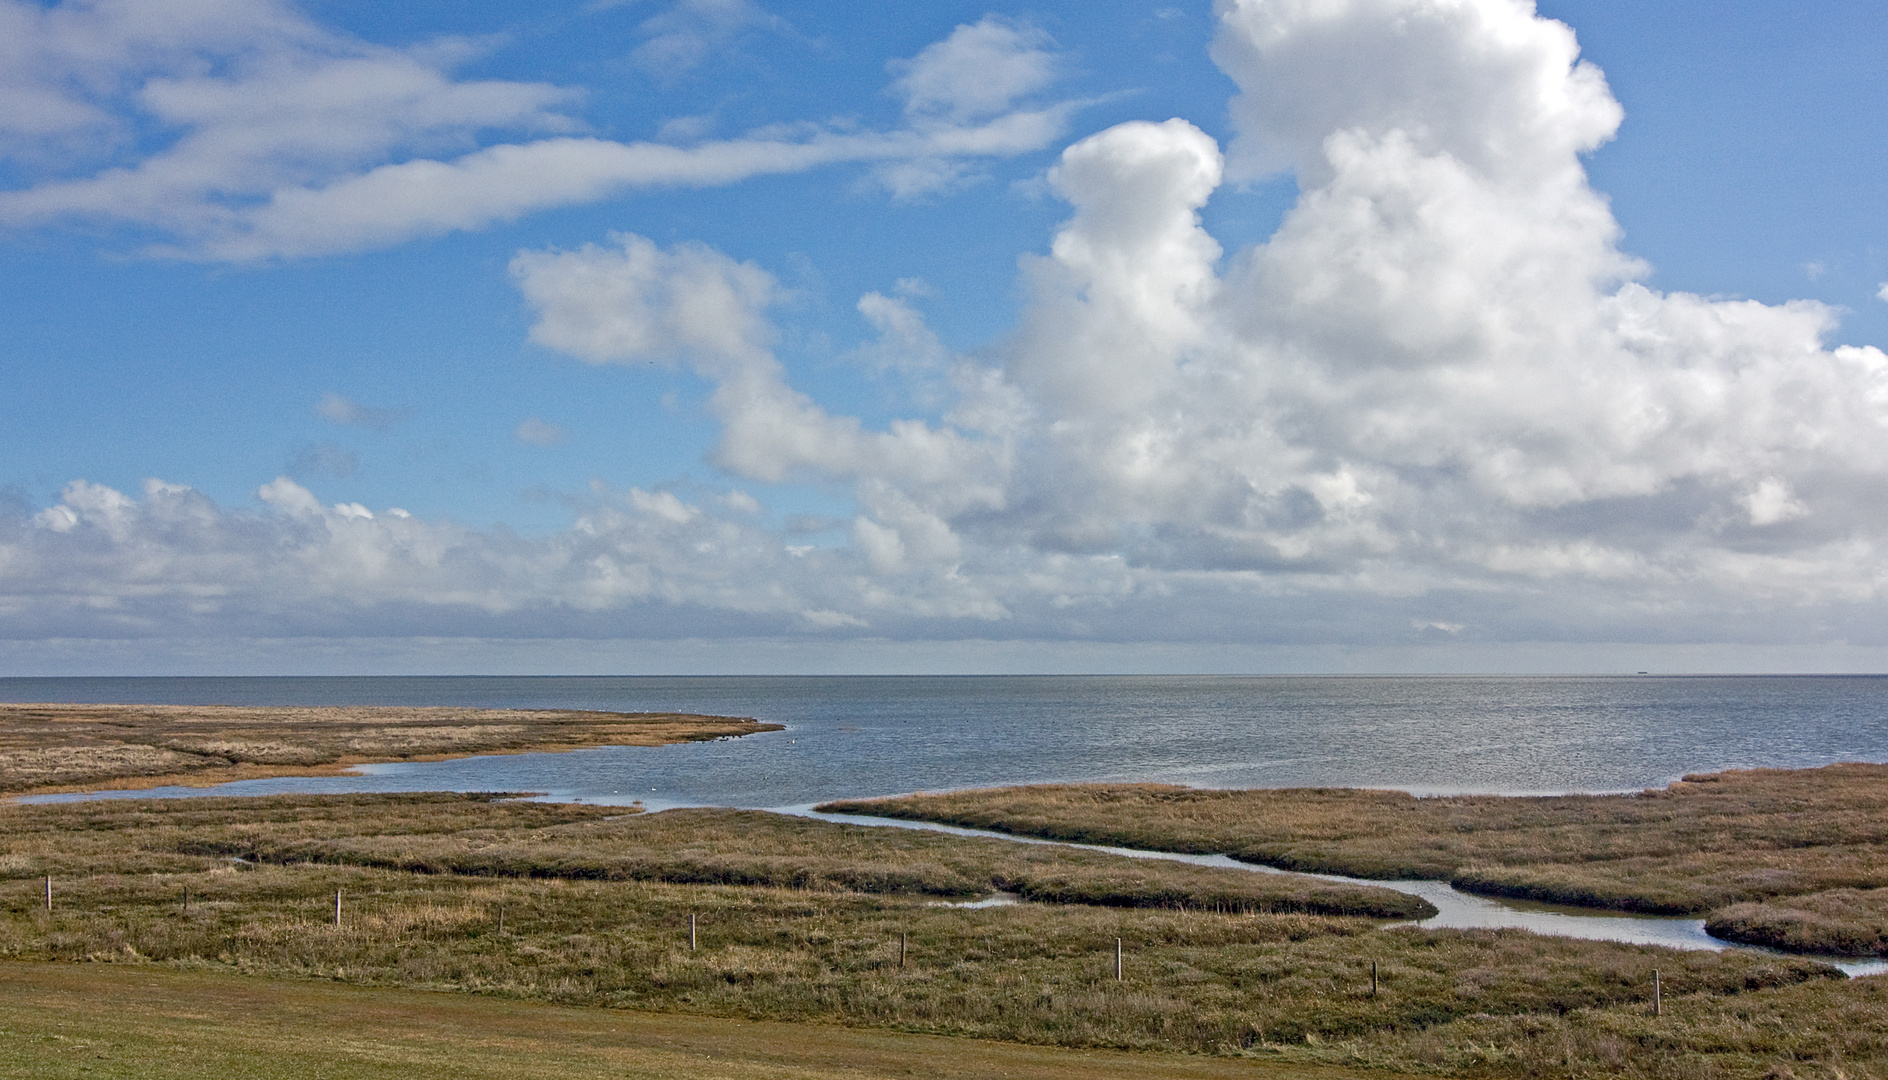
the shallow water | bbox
[931,891,1022,909]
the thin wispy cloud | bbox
[515,417,570,445]
[316,394,406,432]
[286,442,360,479]
[631,0,784,78]
[0,3,1079,259]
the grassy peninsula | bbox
[818,764,1888,956]
[0,702,779,794]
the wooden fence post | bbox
[1372,960,1379,996]
[1115,937,1123,981]
[689,913,697,951]
[1652,969,1662,1017]
[44,875,51,913]
[333,889,342,928]
[899,931,907,969]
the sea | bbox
[10,673,1888,970]
[6,673,1885,805]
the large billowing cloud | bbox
[0,2,1076,259]
[10,0,1888,659]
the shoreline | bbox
[10,701,1886,965]
[0,702,781,798]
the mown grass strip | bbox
[0,961,1399,1080]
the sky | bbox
[3,0,1888,676]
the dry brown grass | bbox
[0,793,1429,918]
[0,859,1838,1066]
[0,702,779,794]
[1337,972,1888,1080]
[820,764,1888,969]
[818,765,1888,921]
[0,792,1873,1079]
[1707,889,1888,957]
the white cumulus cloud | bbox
[876,16,1062,197]
[892,16,1057,126]
[13,0,1888,656]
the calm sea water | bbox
[6,674,1887,805]
[12,674,1888,968]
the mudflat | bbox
[0,702,780,794]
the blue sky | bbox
[3,0,1888,675]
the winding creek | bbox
[787,804,1888,978]
[18,674,1888,977]
[34,777,1888,977]
[33,778,1888,977]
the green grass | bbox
[0,962,1399,1080]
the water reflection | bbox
[932,892,1022,909]
[11,674,1888,799]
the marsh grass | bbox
[0,862,1837,1060]
[0,794,1429,917]
[237,807,1434,918]
[0,792,1874,1078]
[819,764,1888,929]
[0,703,778,793]
[1707,889,1888,957]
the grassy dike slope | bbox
[0,962,1398,1080]
[819,764,1888,955]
